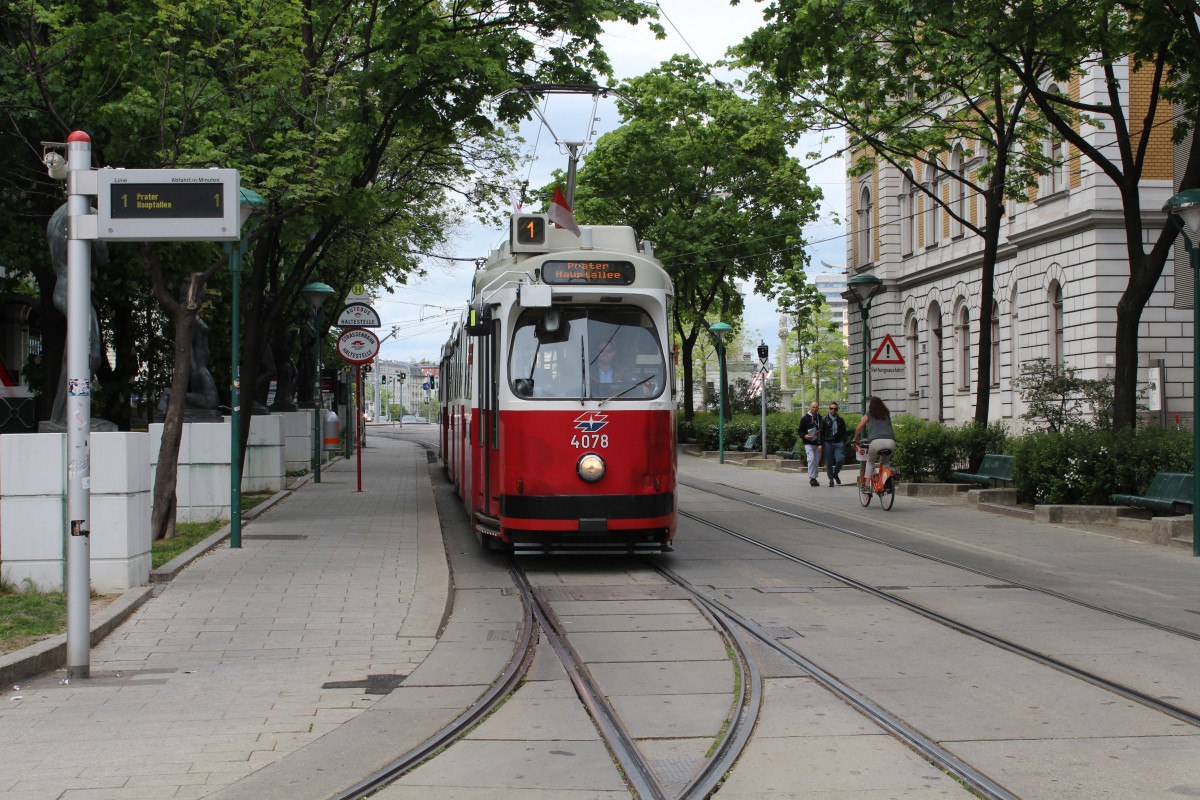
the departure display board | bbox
[95,168,241,241]
[109,183,224,218]
[541,260,635,285]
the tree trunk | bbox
[150,308,197,541]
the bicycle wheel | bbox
[858,476,872,507]
[880,477,895,510]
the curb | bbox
[0,585,154,687]
[150,477,307,582]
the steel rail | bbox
[511,567,668,800]
[681,508,1200,729]
[653,559,1022,800]
[680,476,1200,643]
[328,579,536,800]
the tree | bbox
[968,0,1200,430]
[568,56,823,419]
[737,0,1051,425]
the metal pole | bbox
[356,366,364,492]
[65,130,92,679]
[717,342,726,464]
[861,301,871,414]
[226,241,243,549]
[313,311,323,484]
[760,365,768,458]
[1190,239,1199,557]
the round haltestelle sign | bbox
[336,328,380,364]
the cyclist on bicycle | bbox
[853,396,896,494]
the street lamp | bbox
[302,281,336,483]
[708,321,732,464]
[847,273,885,415]
[225,187,267,549]
[1162,188,1200,557]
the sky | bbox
[370,0,847,365]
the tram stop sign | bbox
[336,329,380,365]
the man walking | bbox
[798,401,823,487]
[820,402,846,486]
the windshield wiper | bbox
[598,376,654,407]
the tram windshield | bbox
[510,306,667,401]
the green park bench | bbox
[951,453,1014,487]
[1112,472,1193,515]
[729,434,760,452]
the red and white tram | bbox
[439,213,676,553]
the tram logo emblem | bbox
[573,412,609,433]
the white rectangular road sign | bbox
[95,168,241,241]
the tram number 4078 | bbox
[571,434,610,448]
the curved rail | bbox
[328,581,536,800]
[511,561,762,800]
[652,558,1021,800]
[681,508,1200,729]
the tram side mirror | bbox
[535,308,569,344]
[465,302,493,336]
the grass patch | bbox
[0,581,67,642]
[150,492,274,568]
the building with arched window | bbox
[844,65,1189,431]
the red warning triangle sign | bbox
[870,333,905,365]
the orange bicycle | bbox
[854,440,896,511]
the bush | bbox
[1009,426,1191,505]
[682,411,805,453]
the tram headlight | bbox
[577,453,606,482]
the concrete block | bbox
[0,495,64,561]
[967,488,1017,507]
[1153,515,1192,545]
[282,411,314,472]
[91,490,151,591]
[188,422,231,463]
[91,431,151,493]
[0,432,65,495]
[1035,504,1120,524]
[0,561,62,593]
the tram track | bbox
[648,558,1020,800]
[335,553,760,800]
[678,504,1200,731]
[680,475,1200,643]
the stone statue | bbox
[296,307,318,407]
[43,203,116,432]
[269,326,300,412]
[155,276,221,422]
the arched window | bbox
[1049,280,1064,362]
[925,163,940,247]
[857,184,873,266]
[906,316,919,395]
[951,145,966,238]
[956,304,971,391]
[899,171,914,255]
[1009,283,1020,380]
[990,301,1000,387]
[1044,86,1067,196]
[928,302,943,422]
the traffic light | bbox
[757,342,769,365]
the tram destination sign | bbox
[95,168,241,242]
[541,260,635,286]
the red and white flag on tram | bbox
[547,185,581,235]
